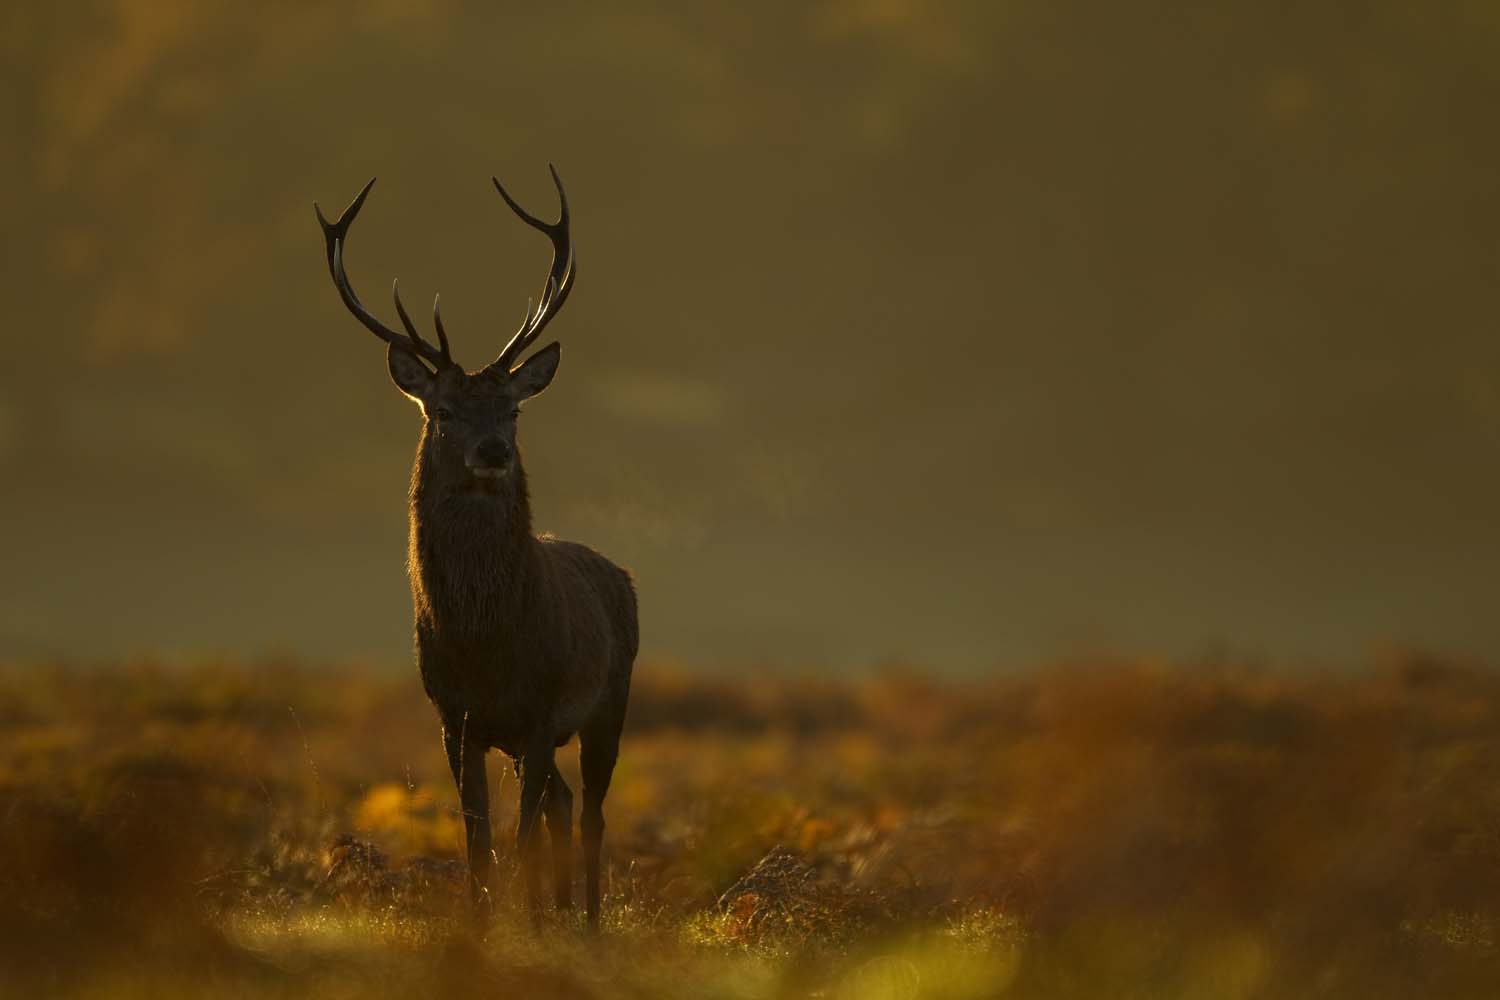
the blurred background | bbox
[3,0,1498,671]
[7,7,1500,996]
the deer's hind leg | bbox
[579,682,630,932]
[543,763,574,911]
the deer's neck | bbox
[407,438,539,630]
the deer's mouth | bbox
[463,463,511,492]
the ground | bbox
[1,652,1497,998]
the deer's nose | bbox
[473,438,512,470]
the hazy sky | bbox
[3,1,1498,670]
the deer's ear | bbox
[386,345,435,402]
[511,341,561,400]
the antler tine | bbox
[431,293,452,363]
[391,280,428,356]
[315,178,451,368]
[487,165,576,372]
[394,281,454,367]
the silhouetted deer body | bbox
[315,169,637,931]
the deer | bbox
[314,167,638,932]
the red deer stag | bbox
[314,168,638,931]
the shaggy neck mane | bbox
[407,431,539,633]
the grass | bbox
[0,652,1497,997]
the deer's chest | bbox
[417,649,552,752]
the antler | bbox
[486,164,576,373]
[315,178,454,369]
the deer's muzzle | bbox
[467,438,513,477]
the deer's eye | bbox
[431,406,453,421]
[509,409,521,420]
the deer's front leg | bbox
[442,720,492,917]
[517,736,556,926]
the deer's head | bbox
[315,168,574,486]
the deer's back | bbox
[535,535,638,710]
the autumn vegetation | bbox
[1,652,1497,998]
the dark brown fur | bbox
[409,436,638,756]
[315,171,633,929]
[407,395,637,928]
